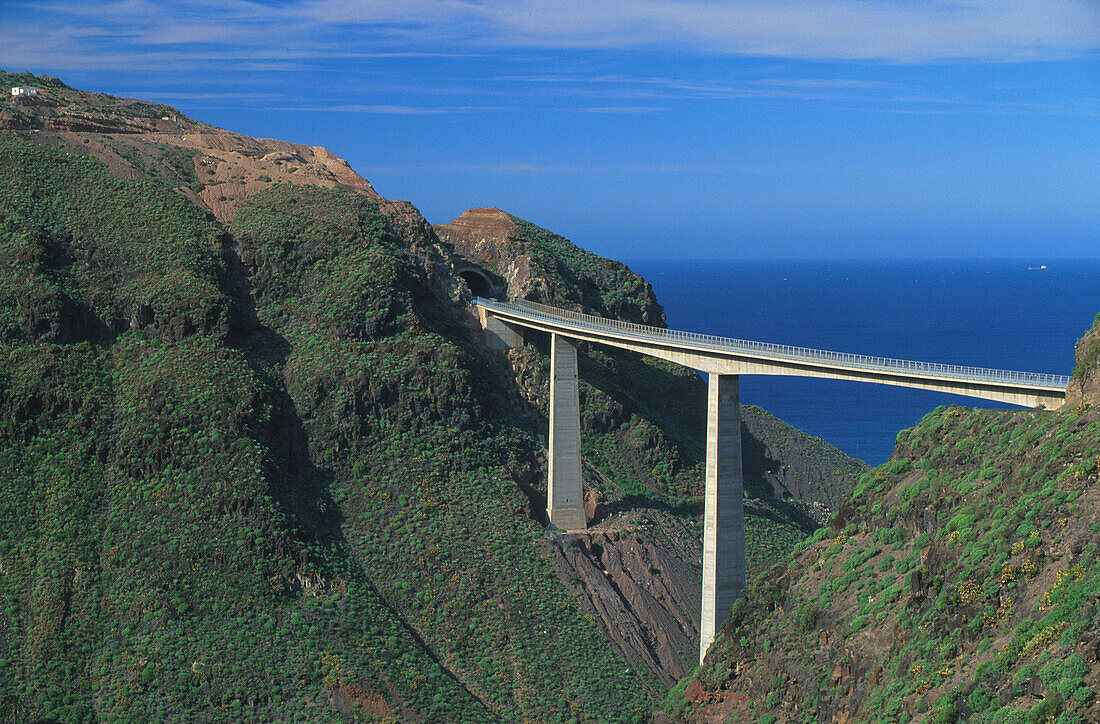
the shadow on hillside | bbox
[590,494,703,525]
[223,240,345,559]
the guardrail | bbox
[473,297,1070,391]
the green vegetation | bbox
[509,214,656,320]
[0,140,654,720]
[0,79,864,722]
[111,139,202,192]
[1072,312,1100,380]
[0,138,228,343]
[0,70,70,89]
[667,398,1100,723]
[0,142,497,721]
[232,184,654,721]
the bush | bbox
[994,707,1028,724]
[969,687,992,713]
[1026,693,1062,723]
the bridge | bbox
[471,297,1070,662]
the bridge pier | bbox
[699,373,746,663]
[548,333,587,531]
[477,307,524,350]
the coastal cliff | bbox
[436,206,666,325]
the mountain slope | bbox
[229,183,656,719]
[662,318,1100,724]
[1,71,864,721]
[436,207,864,685]
[0,138,489,722]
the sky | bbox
[2,0,1098,260]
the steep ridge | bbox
[0,70,428,234]
[662,318,1100,724]
[436,206,665,324]
[0,71,864,721]
[0,138,491,722]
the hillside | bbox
[0,70,424,232]
[0,72,863,721]
[662,316,1100,724]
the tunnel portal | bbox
[459,268,493,297]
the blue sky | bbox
[2,0,1098,259]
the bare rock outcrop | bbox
[549,532,700,687]
[434,208,666,326]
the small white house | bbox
[11,87,38,97]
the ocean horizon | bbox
[626,258,1100,465]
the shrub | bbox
[794,602,818,633]
[934,703,958,724]
[1026,693,1062,723]
[969,687,992,713]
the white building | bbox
[11,87,38,97]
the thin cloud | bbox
[754,79,893,90]
[266,104,514,114]
[360,163,577,176]
[567,106,668,113]
[5,0,1099,68]
[359,161,842,178]
[134,90,289,102]
[491,73,893,102]
[475,0,1099,61]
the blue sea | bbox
[626,259,1100,465]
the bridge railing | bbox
[472,297,1070,391]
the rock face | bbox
[434,207,520,263]
[549,532,700,687]
[1064,313,1100,408]
[435,207,666,326]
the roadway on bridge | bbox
[473,297,1069,409]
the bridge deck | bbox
[473,297,1069,407]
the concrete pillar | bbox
[699,373,745,663]
[479,309,524,350]
[548,333,587,531]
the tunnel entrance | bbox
[459,268,492,297]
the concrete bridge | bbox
[472,297,1070,662]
